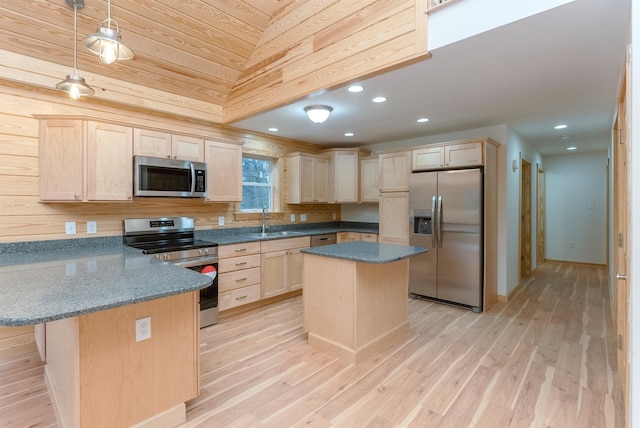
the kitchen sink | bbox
[245,231,306,239]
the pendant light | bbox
[82,0,134,64]
[304,105,333,124]
[56,0,94,100]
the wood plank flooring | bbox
[0,262,623,427]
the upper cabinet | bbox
[286,153,329,204]
[39,118,133,202]
[86,122,133,201]
[360,157,379,203]
[379,151,411,192]
[204,140,242,202]
[412,140,483,171]
[134,129,204,162]
[321,148,360,203]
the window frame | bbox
[241,154,275,213]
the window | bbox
[241,155,273,211]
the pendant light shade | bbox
[304,105,333,124]
[56,0,94,99]
[82,0,133,64]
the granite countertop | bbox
[0,245,212,327]
[301,241,427,264]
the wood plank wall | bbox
[224,0,429,122]
[0,80,340,244]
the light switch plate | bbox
[136,317,151,342]
[87,221,97,234]
[65,221,76,235]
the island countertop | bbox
[0,245,212,327]
[301,241,427,264]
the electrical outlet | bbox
[333,213,337,220]
[218,216,225,226]
[301,214,307,222]
[65,221,76,235]
[87,221,97,234]
[569,241,575,248]
[290,214,296,222]
[136,316,151,342]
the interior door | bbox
[614,62,630,423]
[520,158,532,277]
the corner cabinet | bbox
[286,153,329,203]
[38,118,133,202]
[204,140,242,202]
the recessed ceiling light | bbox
[268,127,278,132]
[372,96,387,103]
[348,85,363,93]
[566,146,577,151]
[417,118,429,123]
[344,132,354,137]
[554,124,568,130]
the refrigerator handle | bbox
[431,196,437,248]
[437,196,443,248]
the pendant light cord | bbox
[72,1,78,75]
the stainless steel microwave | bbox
[133,156,207,197]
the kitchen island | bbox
[0,245,211,428]
[301,242,426,364]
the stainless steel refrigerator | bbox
[409,168,483,312]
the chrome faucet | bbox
[261,206,269,234]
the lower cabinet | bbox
[261,237,309,299]
[218,242,261,311]
[337,231,379,243]
[379,192,410,244]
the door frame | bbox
[519,156,532,279]
[536,164,545,266]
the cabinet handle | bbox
[74,194,79,199]
[235,295,248,300]
[235,248,247,252]
[235,277,248,282]
[235,261,247,266]
[616,272,627,280]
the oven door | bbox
[173,257,218,328]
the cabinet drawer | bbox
[219,267,260,292]
[361,233,378,242]
[219,241,261,258]
[219,254,260,273]
[261,236,310,253]
[219,284,261,311]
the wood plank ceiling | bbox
[0,0,427,124]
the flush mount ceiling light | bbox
[304,105,333,124]
[56,0,94,100]
[83,0,133,64]
[554,124,568,130]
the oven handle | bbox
[172,256,219,268]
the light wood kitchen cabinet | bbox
[218,242,261,311]
[379,192,409,244]
[337,231,361,243]
[38,118,133,202]
[361,233,378,242]
[286,153,329,203]
[360,157,380,202]
[204,140,242,202]
[86,121,133,201]
[412,140,483,171]
[38,119,85,201]
[379,151,410,192]
[322,149,360,203]
[134,129,204,162]
[261,236,309,298]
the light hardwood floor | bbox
[0,262,623,427]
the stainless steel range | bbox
[123,217,219,327]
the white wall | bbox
[543,151,608,264]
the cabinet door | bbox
[413,146,444,171]
[39,120,84,201]
[86,122,133,201]
[314,156,330,202]
[172,135,204,162]
[300,155,316,203]
[337,232,361,243]
[379,192,409,244]
[287,248,304,291]
[204,140,242,202]
[444,142,483,168]
[133,128,172,158]
[379,151,410,192]
[333,151,358,202]
[261,250,287,298]
[360,158,379,202]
